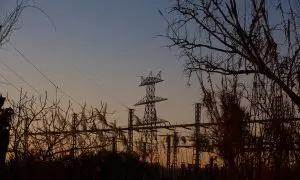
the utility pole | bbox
[172,131,178,169]
[166,134,171,169]
[112,120,117,152]
[24,117,29,155]
[193,103,201,173]
[127,109,134,153]
[142,141,147,162]
[112,136,117,152]
[172,131,179,180]
[71,113,77,159]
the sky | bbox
[0,0,200,126]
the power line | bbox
[9,41,84,109]
[9,42,58,88]
[73,66,102,91]
[0,72,21,93]
[71,64,127,115]
[72,64,122,110]
[0,81,11,85]
[0,59,41,95]
[9,36,122,114]
[0,59,74,108]
[0,59,58,106]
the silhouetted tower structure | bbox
[172,131,179,169]
[112,136,117,152]
[71,113,77,159]
[193,103,201,172]
[127,109,134,153]
[135,71,167,163]
[24,117,29,155]
[112,120,117,152]
[166,134,171,168]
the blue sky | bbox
[0,0,200,126]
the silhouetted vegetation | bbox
[2,0,300,179]
[1,152,164,180]
[160,0,300,179]
[0,95,14,168]
[161,0,300,108]
[196,75,300,179]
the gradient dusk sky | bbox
[0,0,200,126]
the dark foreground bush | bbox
[1,152,162,180]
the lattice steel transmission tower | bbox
[135,71,167,163]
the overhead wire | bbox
[0,71,21,93]
[0,81,11,85]
[15,33,133,116]
[71,64,128,115]
[72,66,102,91]
[0,59,41,95]
[8,41,84,109]
[7,41,124,121]
[8,40,135,119]
[0,58,65,108]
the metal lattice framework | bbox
[135,71,167,163]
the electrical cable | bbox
[9,41,84,109]
[0,72,21,93]
[0,59,41,95]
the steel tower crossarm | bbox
[135,71,167,164]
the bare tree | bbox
[200,76,253,179]
[161,0,300,107]
[5,90,127,162]
[0,0,28,46]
